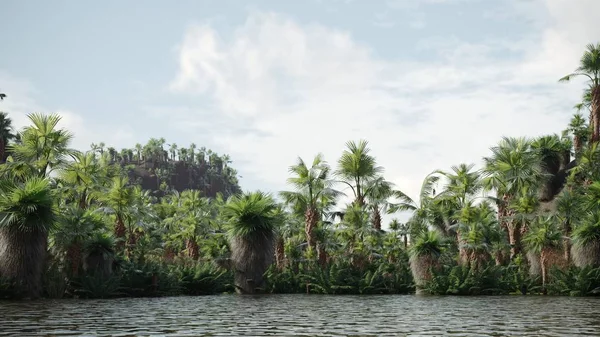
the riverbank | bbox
[3,258,599,300]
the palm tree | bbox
[523,216,562,290]
[336,140,383,206]
[571,210,600,268]
[189,143,196,164]
[409,230,444,293]
[222,191,283,294]
[134,143,142,162]
[560,43,600,143]
[99,176,135,250]
[555,188,584,262]
[434,163,484,261]
[0,92,6,100]
[168,192,211,259]
[0,176,55,299]
[52,207,105,277]
[0,112,15,163]
[8,113,75,178]
[280,154,340,252]
[58,151,105,209]
[363,176,400,230]
[531,134,571,201]
[483,136,542,259]
[566,113,589,156]
[169,143,178,161]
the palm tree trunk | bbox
[66,243,82,277]
[372,206,382,230]
[231,234,275,294]
[457,230,468,264]
[305,207,317,251]
[114,215,126,251]
[574,135,582,156]
[0,137,5,163]
[0,226,48,299]
[403,235,408,250]
[78,190,88,210]
[275,237,285,269]
[540,249,548,291]
[564,219,572,263]
[508,222,522,259]
[591,86,600,143]
[164,246,175,261]
[317,243,328,267]
[186,239,199,260]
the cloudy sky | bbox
[1,0,597,224]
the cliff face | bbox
[127,160,241,199]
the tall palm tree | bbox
[280,154,340,252]
[554,188,584,262]
[52,206,105,277]
[434,163,485,261]
[0,92,6,100]
[565,113,589,157]
[135,143,142,162]
[560,43,600,143]
[483,136,541,259]
[99,175,135,250]
[0,112,15,163]
[336,140,383,206]
[409,230,444,293]
[189,143,196,164]
[222,191,283,294]
[168,143,178,161]
[523,216,562,290]
[363,176,400,230]
[0,176,55,299]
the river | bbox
[1,295,598,336]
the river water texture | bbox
[1,295,599,336]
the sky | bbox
[1,0,598,226]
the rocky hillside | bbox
[93,138,242,198]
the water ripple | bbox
[0,295,599,336]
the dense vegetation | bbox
[1,43,600,300]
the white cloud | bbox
[167,1,594,226]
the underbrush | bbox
[264,258,415,294]
[40,259,234,299]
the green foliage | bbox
[547,266,600,296]
[0,176,55,232]
[72,271,121,299]
[409,230,443,259]
[223,191,282,240]
[42,259,68,299]
[174,263,234,295]
[265,258,414,295]
[66,260,233,299]
[423,263,532,295]
[3,41,600,304]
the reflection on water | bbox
[1,295,599,336]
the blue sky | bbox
[1,0,598,224]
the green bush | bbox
[264,258,414,295]
[547,266,600,296]
[173,262,234,295]
[423,263,536,295]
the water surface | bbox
[1,295,599,336]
